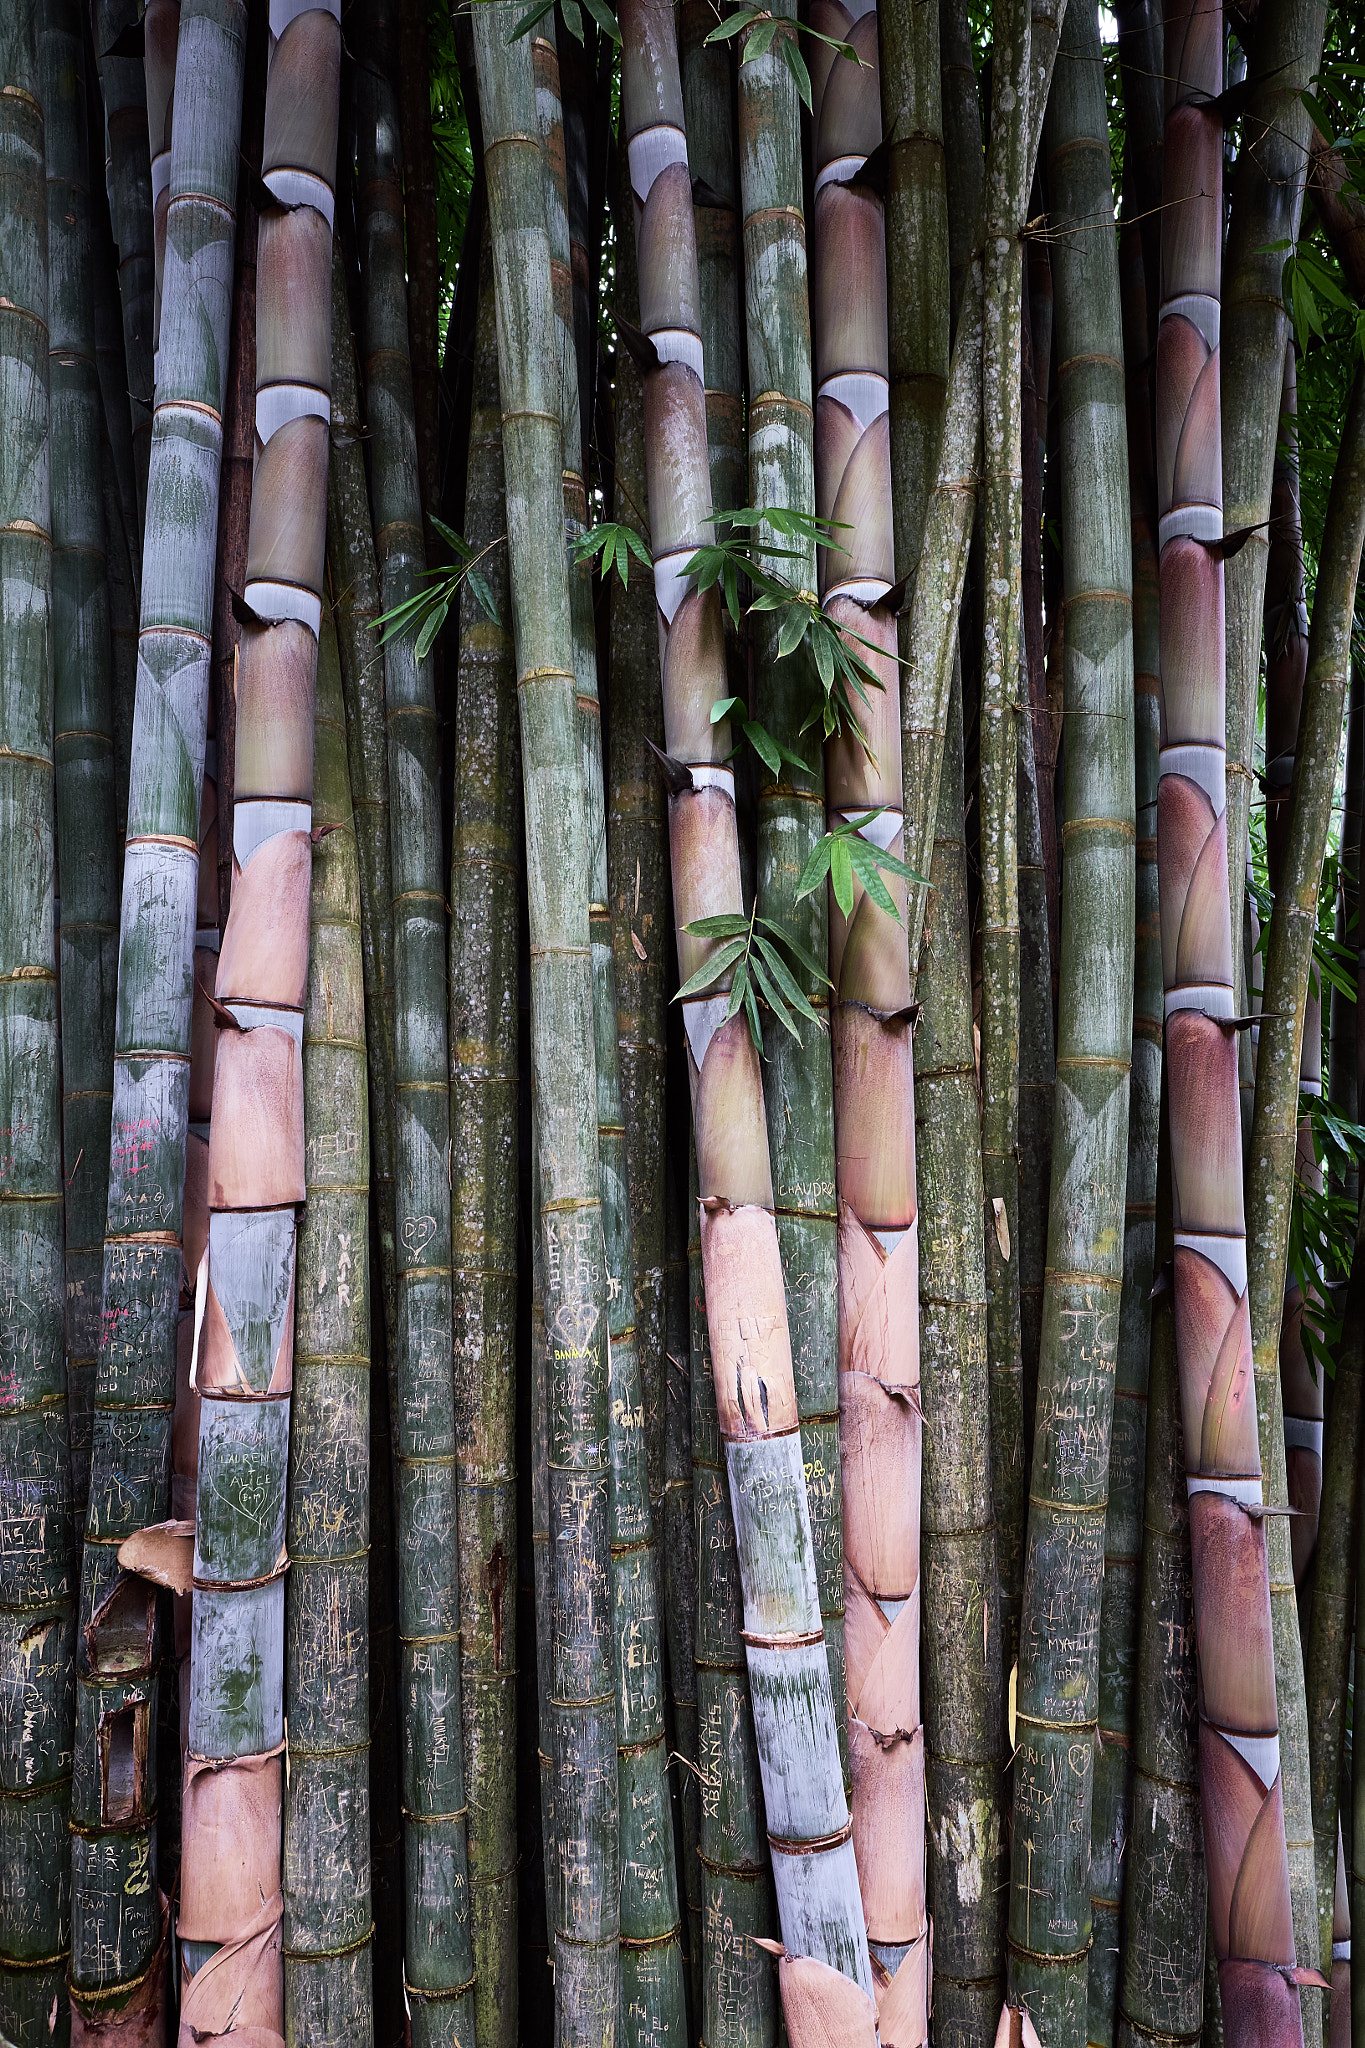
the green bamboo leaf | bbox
[752,934,821,1017]
[742,16,779,61]
[743,719,781,777]
[710,694,746,724]
[686,913,752,938]
[726,961,750,1022]
[794,836,834,901]
[813,623,834,692]
[507,0,554,40]
[414,595,451,663]
[776,605,808,660]
[830,835,854,916]
[704,6,760,40]
[467,570,500,625]
[755,915,831,987]
[430,514,475,559]
[673,937,748,1003]
[780,33,812,109]
[579,0,622,41]
[848,839,900,919]
[559,0,585,40]
[748,950,801,1039]
[743,973,763,1050]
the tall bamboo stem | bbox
[71,2,245,2026]
[44,0,119,1541]
[353,2,475,2027]
[0,6,75,2037]
[1246,358,1365,2019]
[471,9,619,2033]
[1010,11,1136,2035]
[283,604,374,2045]
[619,0,874,2032]
[451,219,521,2048]
[1155,0,1309,2032]
[91,0,153,553]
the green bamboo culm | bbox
[451,219,521,2048]
[915,653,1007,2035]
[621,0,878,2035]
[284,605,375,2045]
[679,0,744,534]
[1009,11,1137,2038]
[1246,360,1365,2011]
[532,24,685,2035]
[41,0,119,1536]
[471,7,619,2034]
[325,238,399,1360]
[353,0,476,2028]
[0,1,75,2037]
[1091,184,1166,2048]
[91,0,153,558]
[70,0,245,2027]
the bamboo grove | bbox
[4,0,1365,2040]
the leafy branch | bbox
[1288,1092,1365,1382]
[795,808,926,920]
[702,4,860,112]
[375,514,501,660]
[507,0,620,46]
[673,902,830,1052]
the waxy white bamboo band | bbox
[268,0,340,34]
[827,576,891,606]
[650,330,704,379]
[683,993,730,1072]
[1163,293,1220,350]
[1283,1417,1323,1455]
[234,798,312,866]
[874,1217,916,1258]
[1187,1475,1263,1506]
[690,764,736,798]
[151,151,171,206]
[262,167,336,229]
[256,383,331,445]
[1160,742,1227,814]
[627,125,687,205]
[814,154,869,196]
[1174,1232,1247,1291]
[225,1002,304,1045]
[836,808,902,850]
[1334,1941,1351,1961]
[1164,984,1235,1020]
[653,546,699,626]
[243,579,323,636]
[1217,1727,1281,1789]
[818,370,889,430]
[1160,504,1223,549]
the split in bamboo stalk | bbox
[619,0,874,2031]
[470,7,619,2034]
[283,602,374,2045]
[1154,0,1312,2032]
[72,0,246,2026]
[1009,11,1137,2035]
[451,217,521,2048]
[354,1,476,2028]
[0,6,76,2036]
[807,0,928,2029]
[176,7,338,2041]
[43,0,120,1540]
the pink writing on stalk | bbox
[111,1115,160,1175]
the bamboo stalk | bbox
[395,0,440,541]
[1090,188,1165,2048]
[1009,9,1137,2033]
[90,142,140,606]
[1116,1096,1207,2047]
[1327,647,1361,1161]
[1246,358,1365,2022]
[1221,0,1327,1035]
[450,218,521,2048]
[353,1,476,2027]
[325,239,399,1360]
[143,0,177,387]
[99,411,139,849]
[283,602,374,2045]
[175,8,339,2041]
[71,1,245,2027]
[916,653,1008,2034]
[44,0,120,1544]
[807,0,932,2025]
[939,0,983,323]
[1016,647,1055,1451]
[678,0,743,527]
[1155,0,1310,2032]
[0,5,76,2037]
[535,25,686,2035]
[471,9,619,2033]
[619,0,874,2032]
[91,0,153,552]
[980,0,1032,1690]
[662,1175,702,2007]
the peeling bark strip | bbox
[1154,0,1306,2038]
[807,0,928,2033]
[531,24,686,2041]
[175,4,339,2042]
[0,2,77,2038]
[469,9,619,2039]
[71,0,246,2029]
[1008,5,1137,2038]
[618,0,873,2033]
[353,0,477,2030]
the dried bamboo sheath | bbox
[72,0,245,2029]
[1155,0,1305,2037]
[175,6,339,2042]
[808,0,928,2033]
[619,0,873,2032]
[0,3,76,2036]
[354,5,476,2030]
